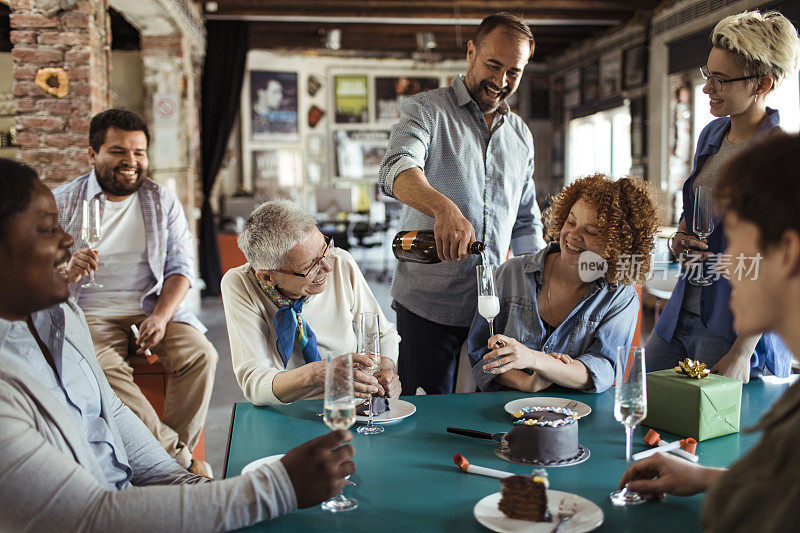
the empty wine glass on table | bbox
[610,345,647,506]
[690,186,716,286]
[321,352,358,512]
[356,312,383,435]
[81,198,102,288]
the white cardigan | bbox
[221,248,400,406]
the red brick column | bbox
[10,0,111,186]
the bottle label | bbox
[401,230,418,251]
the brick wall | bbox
[10,0,111,186]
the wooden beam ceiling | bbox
[207,0,662,60]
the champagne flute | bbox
[689,186,716,286]
[81,198,103,288]
[477,264,501,373]
[610,345,647,506]
[356,312,383,435]
[321,353,358,512]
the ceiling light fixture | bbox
[416,32,436,50]
[325,28,341,50]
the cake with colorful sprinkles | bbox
[498,474,551,521]
[502,406,581,464]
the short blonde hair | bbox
[238,199,317,270]
[712,10,800,90]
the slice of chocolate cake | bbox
[356,396,389,416]
[498,475,550,521]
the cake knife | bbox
[446,427,504,442]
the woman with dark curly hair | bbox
[466,174,659,394]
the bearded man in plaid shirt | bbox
[54,109,217,478]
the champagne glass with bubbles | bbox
[321,353,358,512]
[356,312,383,435]
[610,345,647,506]
[477,264,499,336]
[81,198,102,288]
[477,264,500,373]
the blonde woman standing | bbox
[648,10,800,382]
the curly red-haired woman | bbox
[467,174,659,393]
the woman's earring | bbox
[754,94,759,103]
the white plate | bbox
[504,397,591,419]
[241,454,284,475]
[355,399,416,424]
[474,490,604,533]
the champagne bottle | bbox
[392,230,485,264]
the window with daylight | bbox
[565,104,632,185]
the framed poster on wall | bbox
[250,71,299,142]
[623,44,647,89]
[630,97,647,161]
[600,50,623,99]
[375,76,439,121]
[581,62,599,103]
[334,129,389,178]
[251,149,303,198]
[334,75,369,123]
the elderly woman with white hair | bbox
[221,200,401,405]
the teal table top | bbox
[225,376,796,532]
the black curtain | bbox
[199,21,248,296]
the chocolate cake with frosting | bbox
[498,475,551,521]
[502,407,580,464]
[356,396,389,416]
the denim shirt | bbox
[467,243,639,393]
[653,108,791,377]
[0,302,133,489]
[379,75,545,326]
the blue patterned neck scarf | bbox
[258,280,320,367]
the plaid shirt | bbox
[53,171,205,333]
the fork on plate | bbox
[564,400,579,412]
[551,496,578,532]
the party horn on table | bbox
[680,438,697,454]
[643,429,698,462]
[453,454,515,479]
[632,440,681,461]
[130,324,159,364]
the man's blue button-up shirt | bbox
[379,75,545,327]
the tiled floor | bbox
[197,272,395,476]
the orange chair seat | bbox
[131,358,205,461]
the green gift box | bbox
[644,369,742,441]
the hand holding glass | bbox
[609,345,647,506]
[81,198,103,288]
[321,353,358,512]
[356,312,383,435]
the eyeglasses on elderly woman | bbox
[270,235,334,278]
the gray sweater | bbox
[0,300,297,532]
